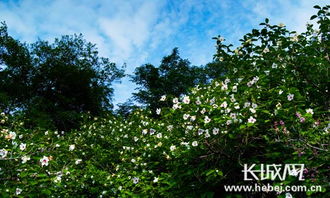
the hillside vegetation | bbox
[0,5,329,198]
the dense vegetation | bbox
[0,5,329,198]
[0,25,124,130]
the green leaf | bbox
[205,169,215,176]
[310,15,317,20]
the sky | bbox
[0,0,328,106]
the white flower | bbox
[131,159,136,163]
[251,103,258,109]
[204,116,211,124]
[263,47,270,53]
[230,95,236,103]
[156,133,162,138]
[190,116,196,121]
[160,95,166,101]
[218,36,225,42]
[54,175,62,183]
[156,108,161,115]
[69,144,75,151]
[234,49,240,55]
[287,93,294,101]
[205,132,210,138]
[285,193,293,198]
[173,98,179,104]
[170,145,176,151]
[212,128,219,135]
[172,103,180,110]
[306,108,314,115]
[149,128,156,135]
[232,86,237,92]
[40,156,49,167]
[132,177,139,184]
[224,78,230,84]
[142,129,148,135]
[167,125,173,131]
[221,83,228,90]
[272,63,278,69]
[0,149,8,158]
[16,188,22,195]
[134,136,139,142]
[10,131,17,139]
[55,144,60,147]
[226,120,232,125]
[75,159,82,165]
[247,116,256,124]
[278,90,283,95]
[19,143,26,151]
[153,177,159,183]
[21,155,30,163]
[5,131,16,140]
[220,101,228,108]
[244,102,251,108]
[195,100,201,105]
[291,34,299,42]
[252,76,259,83]
[192,141,198,147]
[183,114,190,120]
[249,108,256,114]
[182,96,190,104]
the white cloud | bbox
[242,0,328,33]
[0,0,327,105]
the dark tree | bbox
[131,48,207,112]
[0,23,124,130]
[115,100,139,118]
[0,23,33,112]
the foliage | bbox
[131,48,207,113]
[0,24,124,130]
[0,5,329,198]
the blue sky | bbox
[0,0,328,106]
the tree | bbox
[0,23,33,113]
[0,23,124,130]
[131,48,207,113]
[115,100,139,118]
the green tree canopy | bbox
[0,23,124,130]
[131,48,207,113]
